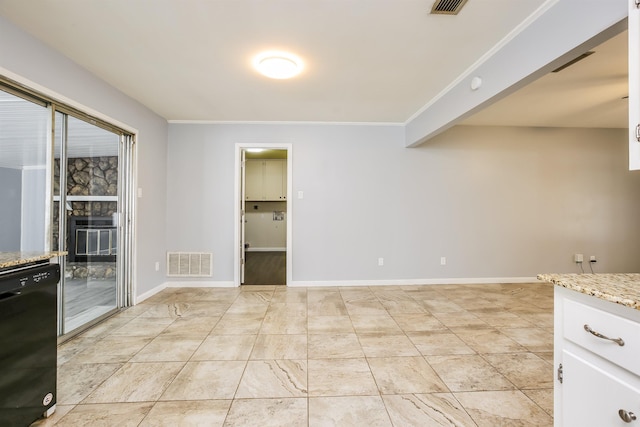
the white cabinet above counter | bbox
[245,159,287,201]
[538,273,640,427]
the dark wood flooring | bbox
[243,251,286,285]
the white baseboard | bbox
[135,280,237,304]
[288,277,538,287]
[246,247,286,252]
[135,277,539,301]
[166,281,237,288]
[135,282,168,304]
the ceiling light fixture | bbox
[253,51,303,79]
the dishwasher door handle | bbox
[0,290,22,300]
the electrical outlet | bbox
[440,257,447,266]
[574,254,583,263]
[378,257,384,266]
[155,261,160,271]
[590,255,597,262]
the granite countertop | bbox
[538,273,640,310]
[0,251,67,269]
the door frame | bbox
[234,142,292,287]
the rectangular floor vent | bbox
[167,252,213,277]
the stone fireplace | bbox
[53,156,118,280]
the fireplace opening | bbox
[68,216,117,263]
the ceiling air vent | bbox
[431,0,469,15]
[551,51,594,73]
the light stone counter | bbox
[537,273,640,311]
[0,251,67,269]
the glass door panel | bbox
[0,89,49,252]
[54,113,120,334]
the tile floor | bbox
[33,282,555,426]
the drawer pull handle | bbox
[584,324,625,346]
[619,409,637,423]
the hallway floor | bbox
[243,252,286,286]
[34,282,554,426]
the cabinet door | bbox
[563,350,640,426]
[245,160,263,200]
[264,159,285,200]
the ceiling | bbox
[0,0,628,129]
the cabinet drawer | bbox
[564,299,640,376]
[562,350,640,427]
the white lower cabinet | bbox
[562,350,640,426]
[555,286,640,427]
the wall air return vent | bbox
[431,0,469,15]
[167,252,213,277]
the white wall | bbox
[245,201,287,251]
[167,123,640,285]
[0,16,168,297]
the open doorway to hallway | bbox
[237,145,291,286]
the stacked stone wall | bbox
[53,156,118,280]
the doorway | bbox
[235,144,292,286]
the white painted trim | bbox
[136,280,238,303]
[169,120,404,127]
[134,282,168,304]
[246,247,286,252]
[289,277,539,287]
[234,142,293,287]
[135,277,539,298]
[166,281,236,288]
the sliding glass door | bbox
[54,112,123,334]
[1,78,135,337]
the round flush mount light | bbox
[253,51,303,79]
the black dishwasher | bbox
[0,262,59,427]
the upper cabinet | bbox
[245,159,287,201]
[630,0,640,170]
